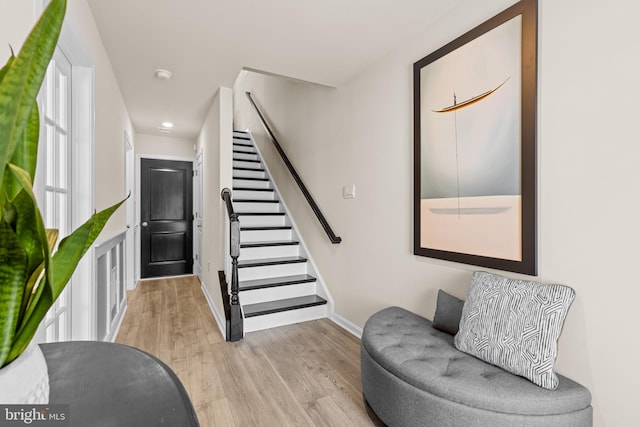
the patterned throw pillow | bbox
[454,271,575,390]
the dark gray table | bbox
[41,341,199,427]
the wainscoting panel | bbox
[94,231,128,342]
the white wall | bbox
[65,0,134,239]
[197,88,232,328]
[219,88,233,200]
[0,0,34,57]
[233,0,640,425]
[135,133,196,160]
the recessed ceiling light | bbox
[154,69,173,80]
[161,121,174,128]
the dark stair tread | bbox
[233,166,265,172]
[239,274,316,291]
[233,187,274,192]
[235,212,285,216]
[241,226,292,231]
[233,199,279,203]
[243,295,327,318]
[233,150,257,155]
[233,135,251,141]
[233,158,261,163]
[240,240,299,248]
[233,177,269,182]
[237,256,307,268]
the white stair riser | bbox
[237,215,286,227]
[233,152,259,161]
[238,262,307,281]
[234,190,275,200]
[227,131,330,333]
[234,202,281,213]
[239,244,299,260]
[233,179,271,190]
[233,160,262,170]
[241,228,291,242]
[233,169,266,179]
[233,132,249,138]
[243,304,328,333]
[239,282,317,305]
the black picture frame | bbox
[413,0,537,275]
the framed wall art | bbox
[413,0,537,275]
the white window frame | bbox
[34,0,96,341]
[41,48,73,343]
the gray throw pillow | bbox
[454,271,575,390]
[432,289,464,335]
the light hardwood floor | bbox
[116,275,376,427]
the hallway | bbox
[115,276,374,426]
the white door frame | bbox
[124,131,135,289]
[193,153,203,278]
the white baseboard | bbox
[331,312,362,339]
[200,281,227,339]
[137,273,194,282]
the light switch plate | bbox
[343,185,356,199]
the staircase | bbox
[231,130,329,333]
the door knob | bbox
[142,222,148,227]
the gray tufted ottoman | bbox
[361,307,593,427]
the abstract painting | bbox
[413,0,537,275]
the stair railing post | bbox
[229,214,243,341]
[222,188,244,341]
[230,215,240,306]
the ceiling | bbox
[87,0,466,139]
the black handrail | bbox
[221,187,237,220]
[221,188,243,342]
[245,92,342,244]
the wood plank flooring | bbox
[115,275,375,426]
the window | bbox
[41,48,73,342]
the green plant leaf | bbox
[0,54,15,86]
[8,188,45,274]
[51,199,126,294]
[19,262,44,324]
[8,198,125,364]
[19,229,56,319]
[5,164,51,344]
[0,222,28,367]
[5,275,51,366]
[5,102,40,200]
[0,0,66,193]
[7,164,50,269]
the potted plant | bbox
[0,0,123,403]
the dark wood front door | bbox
[140,158,193,278]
